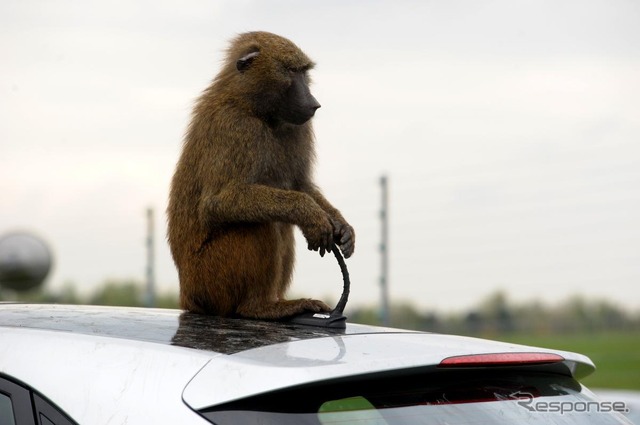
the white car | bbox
[0,304,632,424]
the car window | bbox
[0,392,17,425]
[0,376,76,425]
[0,377,34,425]
[199,369,631,425]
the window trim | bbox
[33,394,76,425]
[0,375,77,425]
[0,377,36,425]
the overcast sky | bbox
[1,0,639,313]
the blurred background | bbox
[1,0,638,391]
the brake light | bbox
[439,352,564,368]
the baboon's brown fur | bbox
[167,32,355,319]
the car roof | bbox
[0,303,595,380]
[0,303,404,355]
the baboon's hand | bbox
[331,218,355,258]
[301,215,334,257]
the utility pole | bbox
[145,207,156,308]
[379,175,390,326]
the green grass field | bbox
[493,331,640,390]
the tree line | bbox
[349,291,640,335]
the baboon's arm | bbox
[201,184,334,254]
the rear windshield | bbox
[199,369,630,424]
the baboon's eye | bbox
[236,51,260,72]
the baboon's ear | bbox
[236,51,260,72]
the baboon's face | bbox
[277,70,321,125]
[236,50,320,125]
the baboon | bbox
[167,31,355,320]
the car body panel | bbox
[0,326,213,424]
